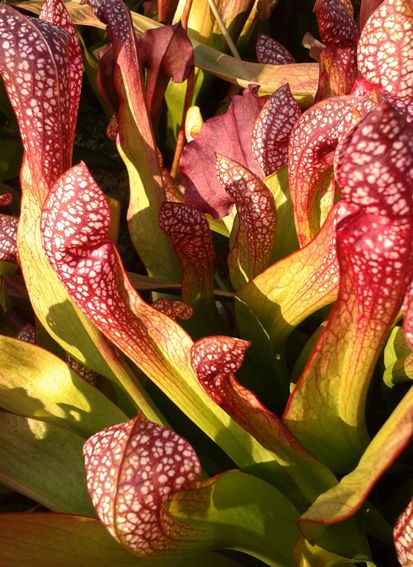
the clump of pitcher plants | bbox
[0,0,412,565]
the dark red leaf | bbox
[255,33,295,65]
[380,93,413,125]
[394,496,413,566]
[40,0,82,153]
[351,81,413,124]
[158,0,179,24]
[215,155,276,289]
[0,1,81,200]
[106,114,119,141]
[0,194,12,207]
[96,47,118,111]
[191,335,298,451]
[191,336,249,394]
[15,323,36,343]
[139,21,193,85]
[252,84,301,176]
[288,95,374,245]
[358,0,413,100]
[67,356,98,384]
[313,0,358,101]
[314,0,358,47]
[83,414,201,554]
[139,23,193,120]
[0,215,18,263]
[191,336,291,448]
[152,298,193,321]
[181,87,267,218]
[315,45,358,101]
[159,202,215,302]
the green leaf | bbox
[237,202,352,352]
[0,261,17,277]
[293,535,372,567]
[165,77,192,146]
[173,0,251,53]
[127,270,181,291]
[383,326,413,387]
[291,322,327,384]
[236,202,354,397]
[299,385,413,536]
[264,166,299,262]
[0,411,94,515]
[0,336,127,438]
[0,513,245,567]
[234,294,289,406]
[171,470,299,566]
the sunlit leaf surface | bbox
[300,386,413,545]
[358,0,413,100]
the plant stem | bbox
[170,0,195,178]
[180,0,193,30]
[207,0,241,59]
[170,73,194,179]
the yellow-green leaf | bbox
[299,386,413,537]
[0,513,245,567]
[384,326,413,387]
[0,335,127,438]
